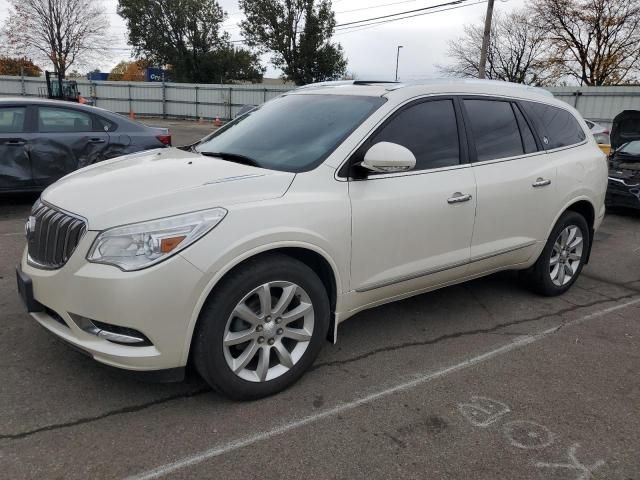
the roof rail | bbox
[295,78,553,98]
[296,80,398,90]
[392,78,554,97]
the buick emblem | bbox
[25,216,36,241]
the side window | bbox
[513,104,538,154]
[38,107,92,133]
[370,99,460,171]
[463,99,524,161]
[520,102,586,149]
[0,107,26,134]
[95,115,117,132]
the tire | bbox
[193,253,330,400]
[524,211,590,296]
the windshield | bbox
[619,141,640,156]
[196,94,385,172]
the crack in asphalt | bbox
[308,293,638,373]
[0,387,211,441]
[1,286,638,442]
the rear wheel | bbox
[525,211,590,296]
[193,254,329,400]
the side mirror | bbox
[361,142,416,174]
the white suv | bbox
[17,80,607,399]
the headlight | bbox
[87,208,227,271]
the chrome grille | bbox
[27,203,86,269]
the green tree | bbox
[201,47,265,84]
[239,0,347,85]
[0,56,42,76]
[117,0,263,83]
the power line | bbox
[335,0,470,28]
[336,0,424,15]
[335,0,486,32]
[228,0,488,45]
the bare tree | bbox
[439,10,548,85]
[1,0,110,78]
[530,0,640,85]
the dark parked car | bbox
[0,98,171,193]
[607,110,640,210]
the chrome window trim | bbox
[469,149,548,167]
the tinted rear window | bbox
[464,99,524,161]
[521,102,586,149]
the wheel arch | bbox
[550,198,596,264]
[182,243,341,365]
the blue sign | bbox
[87,71,109,81]
[145,68,166,82]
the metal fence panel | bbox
[547,86,640,129]
[4,75,637,126]
[0,75,293,120]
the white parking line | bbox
[0,232,23,237]
[125,297,640,480]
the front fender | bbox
[179,236,345,365]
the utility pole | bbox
[478,0,495,79]
[395,45,403,81]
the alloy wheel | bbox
[549,225,584,287]
[222,281,315,382]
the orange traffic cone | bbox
[214,116,222,127]
[129,111,135,120]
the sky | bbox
[0,0,528,80]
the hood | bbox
[42,148,295,229]
[610,110,640,150]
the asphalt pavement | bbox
[0,122,638,479]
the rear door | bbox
[0,105,34,191]
[31,105,109,187]
[462,97,558,273]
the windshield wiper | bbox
[198,151,261,168]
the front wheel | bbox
[524,211,590,296]
[193,254,330,400]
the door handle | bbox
[447,192,473,204]
[6,140,26,146]
[89,138,106,143]
[532,178,551,188]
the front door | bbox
[349,98,477,299]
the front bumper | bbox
[606,178,640,210]
[20,231,205,373]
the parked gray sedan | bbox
[0,98,171,192]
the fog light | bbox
[71,315,152,346]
